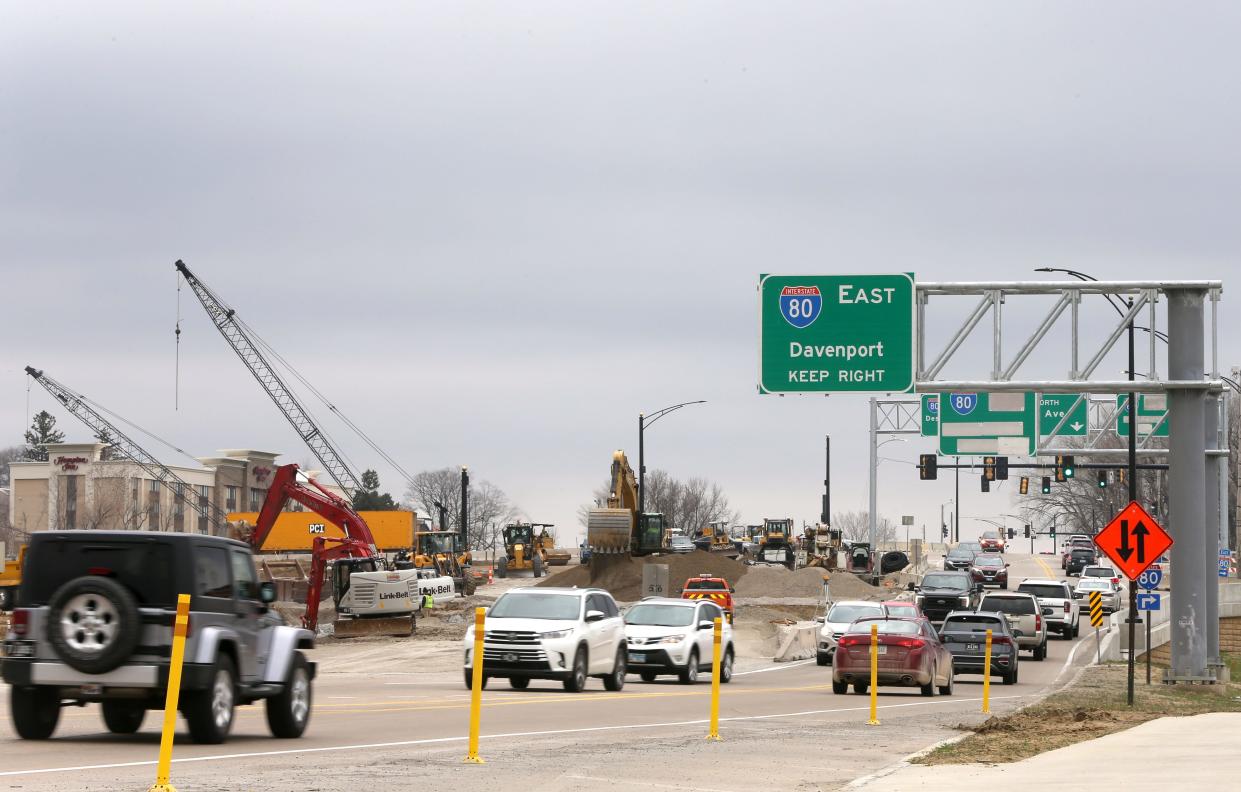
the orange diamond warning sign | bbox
[1094,501,1173,581]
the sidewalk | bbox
[853,712,1241,791]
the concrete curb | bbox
[843,732,974,790]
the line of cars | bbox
[463,577,738,692]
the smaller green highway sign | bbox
[1117,394,1169,437]
[1039,394,1087,437]
[938,392,1037,456]
[758,274,915,394]
[921,394,939,437]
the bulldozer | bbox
[586,450,667,563]
[496,521,554,578]
[755,517,798,569]
[695,521,739,558]
[534,523,572,566]
[406,530,477,595]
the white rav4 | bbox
[624,597,735,684]
[463,587,627,692]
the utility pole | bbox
[1126,298,1138,705]
[954,456,960,543]
[638,413,645,517]
[460,466,470,551]
[822,435,831,525]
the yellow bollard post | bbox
[867,623,879,726]
[148,593,191,792]
[707,616,722,741]
[982,628,992,715]
[464,606,486,764]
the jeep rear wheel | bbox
[265,652,312,738]
[46,576,141,675]
[11,686,60,740]
[101,701,146,734]
[184,656,236,744]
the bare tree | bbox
[404,467,518,552]
[678,477,738,535]
[576,481,612,528]
[641,470,684,533]
[0,445,24,488]
[833,509,898,544]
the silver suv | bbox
[978,592,1048,660]
[1,531,315,744]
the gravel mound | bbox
[538,550,747,601]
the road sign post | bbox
[758,274,915,394]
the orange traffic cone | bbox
[487,567,494,585]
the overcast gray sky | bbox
[3,2,1238,545]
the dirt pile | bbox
[537,550,748,601]
[735,565,829,598]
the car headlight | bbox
[658,634,688,644]
[959,596,970,605]
[540,629,573,640]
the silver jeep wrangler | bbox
[1,531,315,744]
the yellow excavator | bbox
[586,451,667,561]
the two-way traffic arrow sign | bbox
[1094,501,1174,580]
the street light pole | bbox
[637,400,707,519]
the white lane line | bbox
[326,696,359,700]
[733,659,816,676]
[0,695,1025,778]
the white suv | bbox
[1016,579,1080,639]
[463,587,627,692]
[624,597,735,684]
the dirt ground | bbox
[917,658,1241,766]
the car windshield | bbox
[948,548,974,559]
[959,542,982,551]
[980,596,1036,615]
[827,603,884,623]
[846,619,921,636]
[921,573,969,589]
[1075,580,1110,590]
[625,603,696,627]
[671,537,693,546]
[942,616,1005,633]
[981,532,1000,539]
[974,556,1003,568]
[885,604,919,617]
[489,592,580,620]
[1071,549,1097,559]
[1082,566,1112,575]
[1018,584,1069,599]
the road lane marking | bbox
[0,694,1027,778]
[1035,555,1055,577]
[733,659,816,676]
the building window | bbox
[148,479,161,528]
[129,477,141,529]
[64,475,79,530]
[249,487,266,512]
[226,485,238,513]
[198,485,211,534]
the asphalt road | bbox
[0,551,1096,791]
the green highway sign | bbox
[1039,393,1088,436]
[938,392,1037,456]
[1117,394,1169,437]
[921,394,939,437]
[758,274,915,394]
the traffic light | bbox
[1054,454,1075,482]
[1118,469,1127,485]
[980,474,990,493]
[995,456,1009,481]
[941,524,949,539]
[1019,476,1029,495]
[1097,470,1108,488]
[1007,527,1015,539]
[1041,476,1052,494]
[1024,524,1031,538]
[983,456,996,481]
[919,454,938,481]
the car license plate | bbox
[4,641,34,658]
[629,653,646,663]
[967,644,979,652]
[80,684,103,696]
[875,646,887,655]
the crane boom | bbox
[24,366,232,534]
[175,259,362,495]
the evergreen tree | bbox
[23,410,65,461]
[352,469,398,511]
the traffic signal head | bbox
[995,456,1009,481]
[1007,528,1015,539]
[1062,455,1075,479]
[980,474,990,493]
[919,454,938,481]
[1118,469,1127,485]
[1024,524,1032,538]
[1097,471,1108,488]
[1041,476,1052,494]
[983,456,996,482]
[1019,476,1029,495]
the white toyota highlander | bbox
[463,587,627,692]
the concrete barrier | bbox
[773,622,819,662]
[1106,580,1241,661]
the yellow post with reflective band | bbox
[148,593,191,792]
[464,607,486,764]
[707,616,722,741]
[982,629,992,714]
[867,623,879,726]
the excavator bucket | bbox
[586,508,633,555]
[332,615,414,639]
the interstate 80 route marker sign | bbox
[758,274,915,394]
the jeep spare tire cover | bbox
[46,576,142,674]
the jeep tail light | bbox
[1035,614,1042,631]
[1064,602,1071,614]
[12,609,29,637]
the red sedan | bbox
[831,617,955,697]
[979,531,1006,553]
